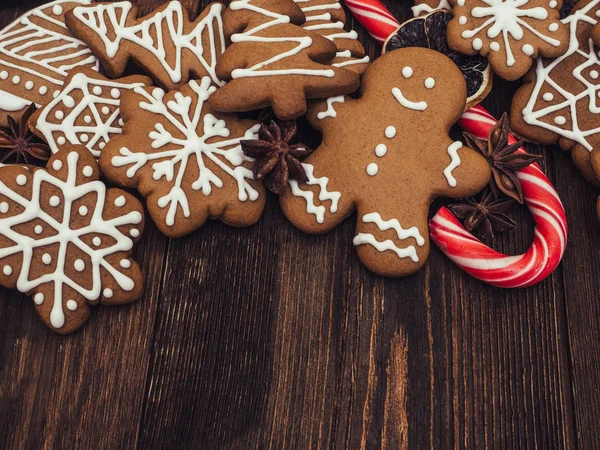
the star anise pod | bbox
[448,188,517,239]
[0,103,51,165]
[241,120,313,196]
[463,113,541,204]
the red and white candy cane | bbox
[429,106,568,288]
[343,0,400,43]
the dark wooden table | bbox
[1,0,599,449]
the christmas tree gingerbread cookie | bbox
[510,0,600,186]
[99,77,266,238]
[208,0,360,120]
[447,0,569,81]
[279,47,491,277]
[0,145,145,333]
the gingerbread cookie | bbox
[0,0,99,128]
[447,0,569,81]
[510,0,600,186]
[99,77,266,238]
[0,145,144,333]
[65,1,225,90]
[293,0,370,74]
[30,68,152,158]
[279,47,491,277]
[208,0,360,120]
[412,0,451,16]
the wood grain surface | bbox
[0,0,599,449]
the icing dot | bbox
[118,118,124,126]
[12,75,20,85]
[82,165,94,177]
[522,44,534,56]
[0,202,8,213]
[490,42,500,51]
[366,163,379,176]
[549,23,559,32]
[53,90,60,98]
[25,81,33,90]
[103,288,113,298]
[99,142,106,149]
[66,300,78,311]
[459,15,467,25]
[457,0,464,5]
[0,71,7,80]
[55,110,64,120]
[42,253,52,265]
[92,86,102,95]
[424,77,435,89]
[57,136,66,145]
[375,144,387,157]
[591,70,599,79]
[549,0,557,7]
[114,195,126,207]
[120,259,131,269]
[111,88,120,99]
[554,116,566,125]
[63,96,75,108]
[34,225,43,234]
[93,237,101,246]
[130,229,140,238]
[385,126,397,139]
[80,134,89,143]
[543,92,554,101]
[49,195,60,207]
[34,293,44,305]
[101,106,110,115]
[84,115,92,124]
[472,38,483,50]
[39,86,48,95]
[74,259,85,272]
[52,4,63,15]
[78,205,88,216]
[16,174,27,186]
[402,66,413,78]
[3,265,12,276]
[52,160,62,171]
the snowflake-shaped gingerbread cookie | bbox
[447,0,569,80]
[100,76,266,238]
[0,145,144,333]
[280,47,491,277]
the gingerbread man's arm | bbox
[306,96,354,134]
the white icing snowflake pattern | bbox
[110,76,261,228]
[0,150,143,330]
[522,0,600,151]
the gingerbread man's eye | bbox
[402,66,413,78]
[424,78,436,89]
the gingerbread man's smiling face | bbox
[280,48,490,277]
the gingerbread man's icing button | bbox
[280,47,490,277]
[447,0,569,81]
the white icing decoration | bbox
[34,225,43,234]
[66,300,77,311]
[74,259,85,271]
[459,16,468,25]
[228,0,335,79]
[49,195,60,207]
[366,162,378,176]
[0,152,142,329]
[115,195,126,207]
[549,22,559,31]
[402,66,413,78]
[443,141,463,187]
[52,160,63,171]
[424,77,436,89]
[79,205,88,216]
[522,0,600,152]
[490,41,501,51]
[120,259,131,268]
[71,1,226,86]
[110,77,260,227]
[460,0,562,67]
[34,292,44,305]
[375,144,387,157]
[3,265,12,276]
[288,163,341,224]
[82,165,93,177]
[591,70,599,79]
[34,71,147,158]
[130,229,139,238]
[103,288,113,298]
[0,202,7,213]
[392,87,428,111]
[93,236,101,246]
[385,126,397,138]
[111,88,120,99]
[522,43,534,55]
[0,0,99,113]
[16,175,27,186]
[411,0,451,16]
[317,95,345,120]
[554,115,566,125]
[549,0,557,7]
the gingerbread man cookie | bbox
[30,67,152,158]
[208,0,360,120]
[99,77,266,238]
[0,145,144,333]
[510,0,600,186]
[65,1,225,90]
[447,0,569,81]
[0,0,99,128]
[279,47,491,277]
